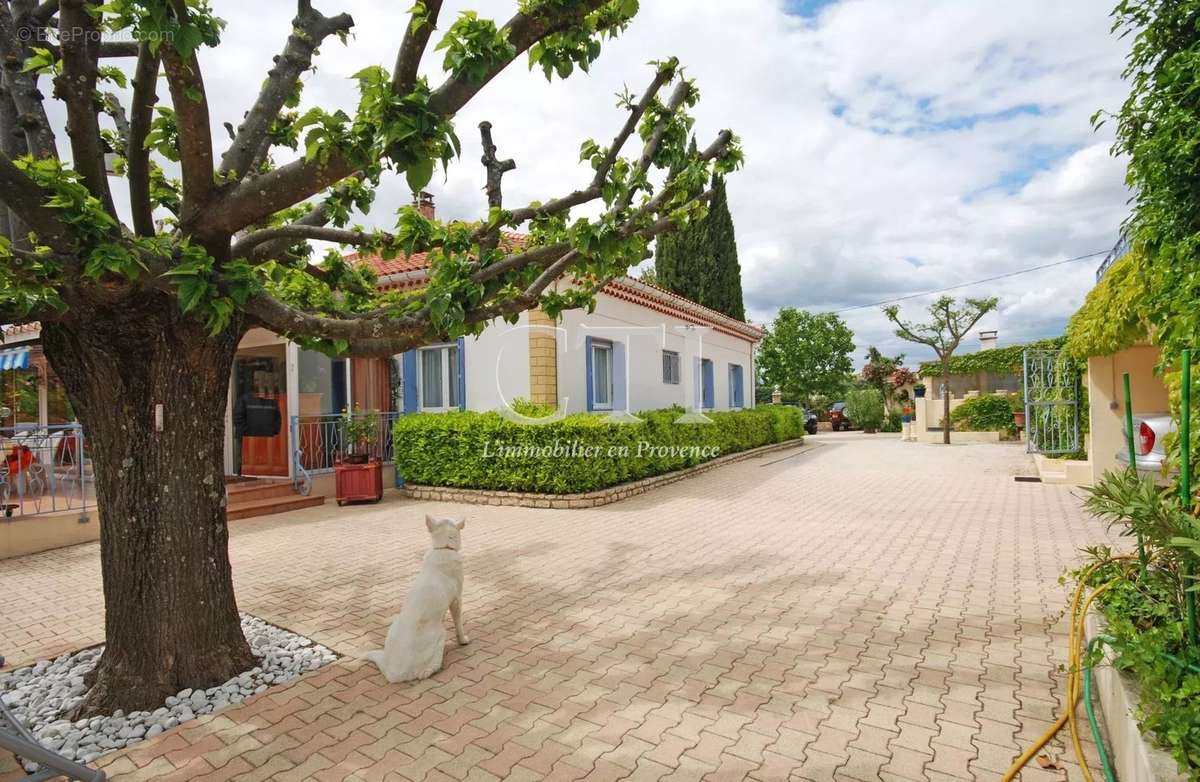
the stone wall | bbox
[527,308,558,408]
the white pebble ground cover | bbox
[0,614,336,767]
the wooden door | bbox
[239,393,289,477]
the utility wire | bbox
[821,249,1109,315]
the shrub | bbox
[393,405,804,494]
[881,409,903,433]
[844,388,884,432]
[950,393,1018,434]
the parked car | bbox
[803,409,818,435]
[829,402,851,431]
[1115,413,1175,472]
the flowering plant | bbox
[340,405,380,459]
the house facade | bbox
[223,271,763,480]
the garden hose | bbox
[1084,637,1117,782]
[1001,555,1137,782]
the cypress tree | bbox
[653,140,746,320]
[702,174,745,320]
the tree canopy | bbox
[653,139,745,320]
[0,0,744,355]
[884,295,997,443]
[757,307,854,406]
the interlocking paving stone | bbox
[0,433,1117,780]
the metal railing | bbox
[1096,234,1130,282]
[0,423,93,520]
[290,412,399,495]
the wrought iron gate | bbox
[1023,349,1080,455]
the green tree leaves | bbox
[435,12,516,84]
[757,308,856,406]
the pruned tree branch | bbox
[230,224,383,258]
[209,0,611,235]
[0,151,71,248]
[477,120,515,250]
[0,2,57,157]
[126,42,158,236]
[161,2,215,226]
[58,0,116,215]
[392,0,442,95]
[426,0,608,116]
[218,1,353,182]
[480,64,676,237]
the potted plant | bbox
[335,406,383,505]
[914,383,926,398]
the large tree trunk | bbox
[41,297,254,715]
[942,363,951,445]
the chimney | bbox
[414,191,435,220]
[979,330,998,350]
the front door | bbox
[233,350,289,476]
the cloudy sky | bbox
[93,0,1134,365]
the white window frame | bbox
[662,350,681,385]
[592,341,613,411]
[418,343,459,412]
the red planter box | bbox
[335,457,383,505]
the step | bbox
[226,494,326,521]
[225,479,296,503]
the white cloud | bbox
[84,0,1132,366]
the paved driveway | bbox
[1,433,1115,781]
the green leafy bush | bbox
[393,405,804,494]
[950,393,1018,434]
[844,388,884,432]
[881,409,903,433]
[1075,469,1200,775]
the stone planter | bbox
[334,457,383,506]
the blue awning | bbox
[0,347,30,371]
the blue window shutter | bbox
[693,356,702,409]
[612,341,626,411]
[702,360,714,409]
[456,337,466,411]
[729,365,736,408]
[402,350,418,414]
[585,336,594,412]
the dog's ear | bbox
[425,514,435,532]
[455,517,466,530]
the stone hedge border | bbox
[401,438,809,509]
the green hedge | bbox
[393,406,804,494]
[918,336,1067,378]
[950,393,1020,433]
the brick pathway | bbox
[1,433,1117,780]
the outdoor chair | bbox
[0,697,105,781]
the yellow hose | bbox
[1001,555,1136,781]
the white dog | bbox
[365,514,469,682]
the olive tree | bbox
[884,296,997,444]
[0,0,740,714]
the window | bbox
[419,344,460,410]
[662,350,681,385]
[729,363,744,409]
[701,358,715,410]
[592,341,613,410]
